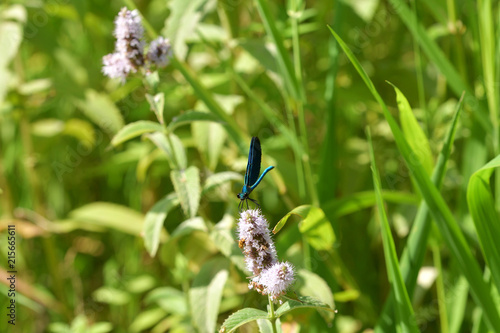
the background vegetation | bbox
[1,0,499,332]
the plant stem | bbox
[268,295,278,333]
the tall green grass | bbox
[1,0,499,332]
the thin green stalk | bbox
[296,100,318,205]
[477,0,499,210]
[288,0,317,204]
[446,0,468,83]
[20,115,70,319]
[432,243,449,333]
[268,295,278,333]
[286,104,306,199]
[302,234,311,271]
[410,0,427,129]
[289,0,305,100]
[172,58,246,152]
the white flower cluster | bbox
[102,8,172,82]
[237,209,295,301]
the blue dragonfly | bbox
[237,137,275,210]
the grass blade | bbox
[254,0,301,99]
[390,83,433,175]
[467,155,500,294]
[376,93,465,331]
[328,26,500,330]
[367,128,419,333]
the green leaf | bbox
[143,193,179,257]
[171,166,201,218]
[92,287,130,305]
[468,155,500,294]
[211,215,246,272]
[146,287,188,315]
[146,93,165,124]
[273,205,335,251]
[163,0,213,59]
[192,110,226,171]
[390,83,433,175]
[17,78,52,95]
[295,269,335,322]
[170,217,207,239]
[31,119,64,137]
[220,308,269,333]
[68,202,144,236]
[167,110,222,132]
[329,26,500,330]
[202,171,242,195]
[146,132,187,170]
[323,191,419,219]
[63,119,96,147]
[129,308,166,333]
[189,258,229,333]
[447,276,469,333]
[298,206,335,251]
[111,121,164,147]
[368,128,419,333]
[76,90,125,135]
[125,275,156,294]
[275,296,335,317]
[273,205,311,234]
[0,19,23,68]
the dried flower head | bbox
[237,209,277,276]
[254,262,295,301]
[147,36,172,68]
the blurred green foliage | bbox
[1,0,499,332]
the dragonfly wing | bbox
[245,137,262,188]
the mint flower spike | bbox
[102,7,145,81]
[254,261,295,302]
[147,36,173,68]
[113,7,145,68]
[237,209,278,276]
[102,52,134,81]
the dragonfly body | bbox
[237,137,275,209]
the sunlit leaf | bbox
[189,258,229,333]
[146,93,165,124]
[147,132,187,170]
[68,202,144,236]
[143,193,178,257]
[76,90,125,135]
[129,308,166,333]
[220,308,269,333]
[111,121,164,147]
[171,166,200,218]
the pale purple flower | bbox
[102,7,145,81]
[147,37,172,68]
[254,262,295,301]
[237,209,277,276]
[102,52,135,82]
[113,7,145,68]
